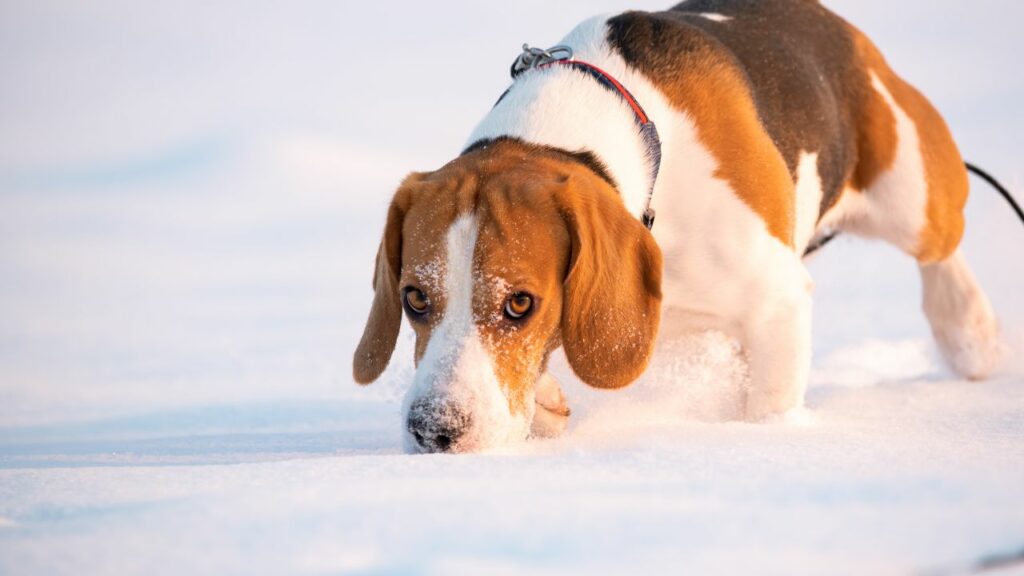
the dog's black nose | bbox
[407,397,470,453]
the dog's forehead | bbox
[401,162,572,290]
[403,210,567,301]
[473,207,569,291]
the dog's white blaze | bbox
[794,152,823,253]
[401,214,532,453]
[698,13,732,22]
[818,72,928,253]
[442,214,477,332]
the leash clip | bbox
[511,44,573,78]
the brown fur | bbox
[822,25,968,263]
[846,37,899,196]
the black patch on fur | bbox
[608,0,866,215]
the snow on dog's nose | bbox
[400,332,533,453]
[406,395,471,453]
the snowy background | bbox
[1,1,1022,574]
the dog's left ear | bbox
[352,174,423,384]
[554,176,663,389]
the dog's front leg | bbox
[530,373,570,438]
[741,271,813,421]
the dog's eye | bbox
[404,288,429,315]
[504,293,533,320]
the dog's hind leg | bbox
[920,251,1001,379]
[822,52,1002,379]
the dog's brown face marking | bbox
[397,150,572,416]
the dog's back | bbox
[610,0,968,262]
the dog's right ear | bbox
[352,174,423,384]
[554,173,663,390]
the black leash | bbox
[802,162,1022,258]
[965,162,1024,224]
[802,231,837,258]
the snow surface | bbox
[1,1,1023,574]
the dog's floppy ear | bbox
[352,174,422,384]
[555,177,663,389]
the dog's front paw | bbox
[530,373,570,438]
[531,401,570,438]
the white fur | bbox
[647,95,813,418]
[794,152,823,254]
[402,215,533,452]
[817,72,929,253]
[698,13,732,22]
[920,250,1002,379]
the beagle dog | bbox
[354,0,1002,453]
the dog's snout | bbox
[407,397,471,453]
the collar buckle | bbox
[511,44,574,78]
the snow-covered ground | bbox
[1,1,1022,574]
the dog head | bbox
[353,140,662,453]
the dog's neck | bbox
[466,18,656,222]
